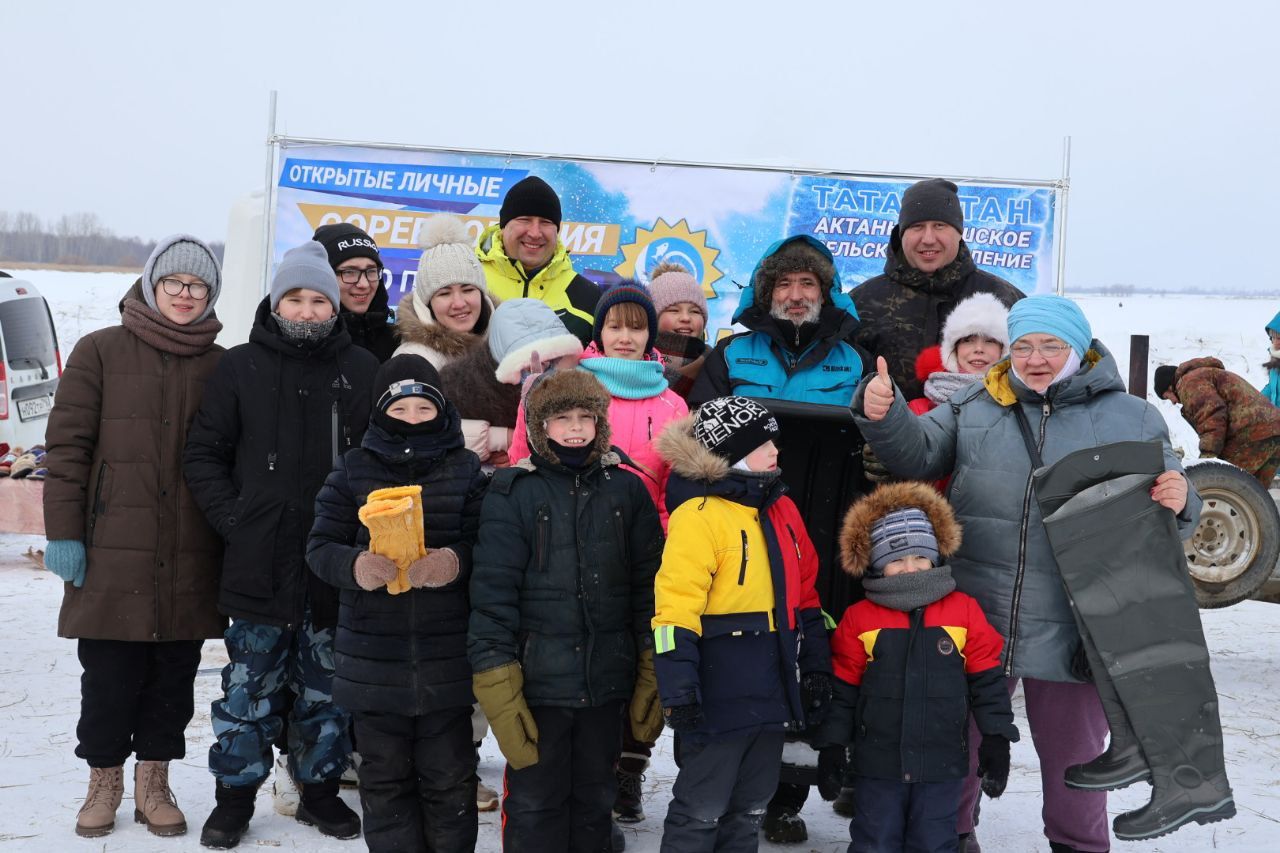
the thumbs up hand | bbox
[864,357,895,421]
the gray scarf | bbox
[924,370,980,405]
[273,313,337,342]
[862,564,956,612]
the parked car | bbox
[0,277,61,451]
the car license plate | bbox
[17,395,52,421]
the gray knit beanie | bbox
[414,214,489,312]
[868,507,939,576]
[142,234,222,322]
[271,241,341,310]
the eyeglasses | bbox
[157,277,209,300]
[1009,342,1070,359]
[336,267,382,285]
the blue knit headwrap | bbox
[1007,295,1092,358]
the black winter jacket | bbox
[342,284,399,363]
[850,240,1023,400]
[307,407,487,714]
[183,298,378,629]
[468,450,664,708]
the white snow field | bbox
[1,271,1277,851]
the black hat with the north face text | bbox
[693,396,780,464]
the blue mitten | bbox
[45,540,86,587]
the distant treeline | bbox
[1072,284,1280,298]
[0,211,224,268]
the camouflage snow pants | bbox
[208,609,351,787]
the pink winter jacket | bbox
[508,346,688,527]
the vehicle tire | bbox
[1184,461,1280,608]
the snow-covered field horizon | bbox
[1,270,1277,851]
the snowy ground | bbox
[2,272,1279,850]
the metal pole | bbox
[1056,136,1072,296]
[260,91,279,298]
[1129,334,1150,398]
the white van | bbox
[0,277,61,450]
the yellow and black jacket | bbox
[652,415,831,737]
[475,223,601,346]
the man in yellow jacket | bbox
[475,176,601,345]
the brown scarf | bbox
[121,297,222,356]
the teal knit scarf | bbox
[579,356,669,399]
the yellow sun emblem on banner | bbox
[615,219,723,298]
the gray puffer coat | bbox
[852,341,1202,682]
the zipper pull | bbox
[647,416,653,440]
[1043,402,1051,417]
[267,453,277,471]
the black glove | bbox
[663,703,704,734]
[977,734,1011,798]
[801,671,832,725]
[816,745,847,801]
[862,443,891,484]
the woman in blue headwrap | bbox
[851,295,1206,852]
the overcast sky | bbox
[5,0,1276,291]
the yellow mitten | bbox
[358,485,426,594]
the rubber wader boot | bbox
[1033,444,1235,840]
[1033,442,1158,792]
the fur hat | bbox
[649,261,708,318]
[500,176,562,228]
[487,299,584,385]
[142,234,222,323]
[692,396,779,465]
[593,282,658,355]
[1154,365,1178,398]
[753,238,835,311]
[271,241,340,310]
[412,214,492,330]
[312,222,382,269]
[898,178,964,233]
[939,292,1011,373]
[840,481,962,578]
[524,369,612,464]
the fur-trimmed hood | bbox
[839,482,962,578]
[655,414,731,484]
[524,369,613,465]
[394,295,489,369]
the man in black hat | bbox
[850,178,1024,400]
[475,176,601,345]
[313,223,398,362]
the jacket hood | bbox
[1175,356,1226,385]
[140,233,223,323]
[839,481,962,578]
[524,368,613,465]
[249,295,352,357]
[1267,311,1280,336]
[656,414,730,483]
[394,295,487,363]
[981,340,1120,407]
[656,414,784,512]
[733,235,852,325]
[362,402,464,461]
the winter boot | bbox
[296,779,361,840]
[613,755,646,823]
[75,765,124,838]
[763,803,808,843]
[1063,621,1150,791]
[271,753,299,817]
[133,760,186,836]
[476,777,499,812]
[200,782,259,849]
[611,820,627,851]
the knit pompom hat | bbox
[412,214,492,330]
[592,281,658,355]
[939,292,1011,373]
[649,262,708,318]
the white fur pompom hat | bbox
[412,214,492,322]
[939,292,1011,373]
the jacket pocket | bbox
[221,491,284,600]
[534,506,551,572]
[86,461,111,546]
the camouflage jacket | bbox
[1174,356,1280,469]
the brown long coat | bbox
[1173,356,1280,474]
[43,307,225,641]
